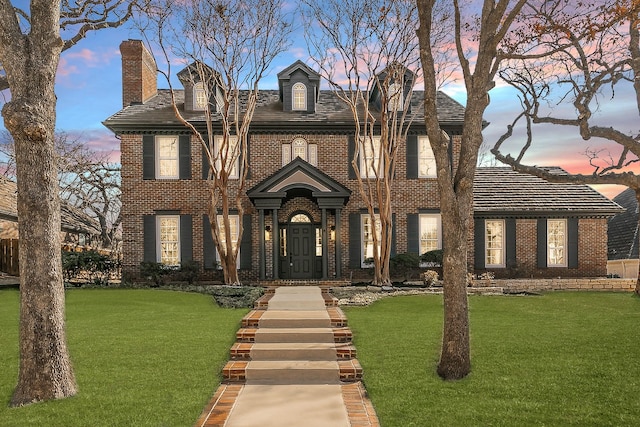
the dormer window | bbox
[388,82,403,112]
[194,82,207,110]
[292,82,307,111]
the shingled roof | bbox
[608,188,638,260]
[473,167,623,218]
[0,177,101,235]
[103,89,466,134]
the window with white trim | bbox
[292,82,307,110]
[418,136,437,178]
[217,215,240,267]
[214,135,239,179]
[548,219,567,267]
[485,220,505,267]
[419,214,441,255]
[282,138,318,166]
[360,136,382,178]
[157,215,180,265]
[156,136,179,179]
[361,214,381,267]
[388,82,403,112]
[194,82,207,110]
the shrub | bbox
[421,249,443,266]
[140,261,175,286]
[390,253,421,280]
[177,261,201,285]
[422,270,439,287]
[62,250,120,286]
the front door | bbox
[289,223,315,279]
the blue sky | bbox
[0,13,637,200]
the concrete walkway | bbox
[195,285,379,426]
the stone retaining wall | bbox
[475,278,636,293]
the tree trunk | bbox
[2,14,77,403]
[635,190,640,295]
[437,194,471,380]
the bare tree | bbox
[140,0,292,285]
[0,130,122,249]
[301,0,422,286]
[417,0,530,380]
[0,0,138,406]
[491,1,640,293]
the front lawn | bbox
[345,292,640,427]
[0,288,247,427]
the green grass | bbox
[0,288,248,427]
[345,292,640,427]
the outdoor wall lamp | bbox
[330,225,336,241]
[265,225,272,241]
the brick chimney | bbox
[120,39,157,107]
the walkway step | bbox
[230,342,357,361]
[222,359,363,384]
[242,307,347,328]
[255,327,335,343]
[258,310,331,328]
[245,360,340,384]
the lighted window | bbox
[361,214,381,267]
[157,215,180,265]
[194,82,207,110]
[388,82,403,112]
[214,135,239,179]
[292,82,307,110]
[420,214,441,255]
[548,219,567,267]
[418,136,437,178]
[282,138,317,166]
[360,136,382,179]
[291,213,311,223]
[156,136,179,179]
[485,220,505,267]
[316,228,322,256]
[216,215,240,267]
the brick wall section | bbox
[475,278,635,292]
[120,40,157,107]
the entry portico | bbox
[248,157,351,281]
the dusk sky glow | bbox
[1,6,638,200]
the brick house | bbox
[104,39,621,283]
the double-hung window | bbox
[361,214,381,267]
[360,136,382,179]
[156,136,179,179]
[418,136,437,178]
[217,215,240,267]
[214,135,239,179]
[419,214,441,255]
[157,215,180,265]
[485,220,505,268]
[193,82,207,110]
[387,82,403,112]
[547,219,567,267]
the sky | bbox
[0,9,638,201]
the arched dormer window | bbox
[387,82,403,112]
[194,82,207,110]
[292,82,307,111]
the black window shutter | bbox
[180,214,193,262]
[179,135,191,180]
[506,219,516,268]
[240,214,252,269]
[348,135,356,179]
[244,135,251,180]
[537,219,547,269]
[406,135,418,179]
[474,218,485,269]
[143,215,156,262]
[202,137,211,180]
[202,215,216,270]
[407,214,419,255]
[349,213,361,268]
[568,218,578,269]
[391,213,397,257]
[142,135,155,180]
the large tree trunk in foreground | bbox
[1,1,77,405]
